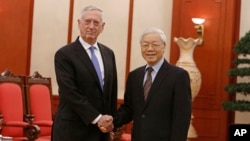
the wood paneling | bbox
[0,0,34,75]
[170,0,241,141]
[67,0,74,44]
[125,0,134,80]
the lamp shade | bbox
[192,18,205,24]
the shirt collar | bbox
[79,36,99,50]
[145,58,164,73]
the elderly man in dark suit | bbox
[113,27,192,141]
[52,5,117,141]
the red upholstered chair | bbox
[120,133,131,141]
[111,125,131,141]
[119,122,132,141]
[0,69,40,140]
[24,71,54,140]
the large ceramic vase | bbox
[174,37,202,140]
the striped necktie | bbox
[144,67,153,100]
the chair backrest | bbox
[24,71,54,136]
[0,69,26,137]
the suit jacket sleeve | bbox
[170,69,192,141]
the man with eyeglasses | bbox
[52,5,117,141]
[113,27,192,141]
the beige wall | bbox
[130,0,172,71]
[31,0,69,97]
[31,0,173,99]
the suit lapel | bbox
[73,39,103,92]
[144,60,169,105]
[139,67,147,104]
[98,43,108,93]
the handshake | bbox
[97,115,114,133]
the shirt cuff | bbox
[92,114,102,124]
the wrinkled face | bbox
[78,10,105,45]
[141,33,166,66]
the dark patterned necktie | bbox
[144,67,153,100]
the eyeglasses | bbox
[141,42,163,49]
[82,19,101,26]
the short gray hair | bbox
[80,5,104,21]
[140,27,167,44]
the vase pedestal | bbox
[174,37,202,140]
[186,115,197,141]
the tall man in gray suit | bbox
[52,5,117,141]
[113,27,192,141]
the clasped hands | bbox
[97,115,114,133]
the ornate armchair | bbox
[24,71,54,140]
[0,69,40,140]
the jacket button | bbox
[141,114,146,118]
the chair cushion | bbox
[29,84,52,136]
[0,83,24,137]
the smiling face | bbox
[78,9,105,45]
[141,33,166,66]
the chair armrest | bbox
[4,121,29,127]
[3,121,40,140]
[24,124,40,140]
[33,120,53,127]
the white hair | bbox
[140,27,167,44]
[79,5,104,21]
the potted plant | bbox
[222,30,250,111]
[222,30,250,140]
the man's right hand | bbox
[97,115,114,133]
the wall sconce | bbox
[192,18,205,45]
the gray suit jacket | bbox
[52,37,117,141]
[114,60,191,141]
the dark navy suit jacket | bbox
[52,37,117,141]
[114,60,191,141]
